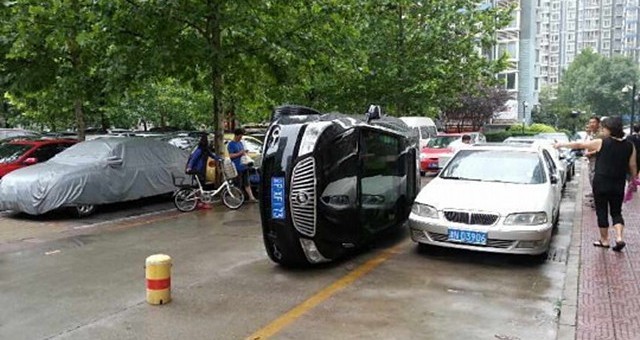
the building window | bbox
[604,19,611,28]
[498,41,518,59]
[498,73,517,90]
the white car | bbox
[409,143,562,256]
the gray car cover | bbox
[0,138,189,215]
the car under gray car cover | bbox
[0,138,189,215]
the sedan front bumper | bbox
[408,213,552,255]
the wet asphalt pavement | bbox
[0,174,578,340]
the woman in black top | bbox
[556,116,637,251]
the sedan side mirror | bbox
[550,174,559,184]
[23,157,38,165]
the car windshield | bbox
[440,150,546,184]
[51,141,112,164]
[0,144,31,163]
[537,133,569,143]
[426,136,459,149]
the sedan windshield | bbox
[0,144,31,163]
[440,150,546,184]
[51,142,112,164]
[426,136,459,149]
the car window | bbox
[0,144,31,163]
[32,144,73,162]
[426,136,459,149]
[243,138,262,153]
[542,150,557,178]
[440,150,546,184]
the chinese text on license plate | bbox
[448,229,487,245]
[271,177,286,219]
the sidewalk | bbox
[573,164,640,340]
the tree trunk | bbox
[208,0,224,157]
[74,98,86,141]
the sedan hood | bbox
[416,177,550,214]
[0,162,95,215]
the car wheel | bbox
[420,171,425,177]
[75,204,96,217]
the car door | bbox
[542,150,561,215]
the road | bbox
[0,174,578,340]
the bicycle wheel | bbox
[222,185,245,210]
[174,188,198,212]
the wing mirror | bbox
[107,156,123,167]
[550,174,559,184]
[23,157,38,165]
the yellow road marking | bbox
[247,241,407,340]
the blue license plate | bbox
[429,163,439,168]
[271,177,286,220]
[448,229,487,245]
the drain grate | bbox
[547,246,567,263]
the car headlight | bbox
[420,153,427,161]
[411,203,438,218]
[504,212,548,225]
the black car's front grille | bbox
[444,211,499,225]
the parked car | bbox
[504,136,571,184]
[409,143,562,257]
[260,105,420,267]
[437,132,487,169]
[400,116,438,149]
[0,138,76,179]
[420,133,485,175]
[0,129,39,140]
[0,138,188,216]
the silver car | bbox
[409,144,562,256]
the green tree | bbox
[557,49,640,119]
[1,0,117,140]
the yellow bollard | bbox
[145,254,172,305]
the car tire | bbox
[420,171,425,177]
[75,204,96,218]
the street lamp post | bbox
[522,101,528,135]
[622,84,636,130]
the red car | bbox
[0,138,77,179]
[419,134,466,174]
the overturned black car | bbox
[259,105,420,266]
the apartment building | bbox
[536,0,640,88]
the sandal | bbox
[593,240,610,248]
[613,241,626,252]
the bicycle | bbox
[173,162,245,211]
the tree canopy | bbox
[1,0,514,148]
[535,49,640,131]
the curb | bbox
[557,161,585,340]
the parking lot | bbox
[0,174,578,340]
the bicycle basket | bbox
[222,158,238,179]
